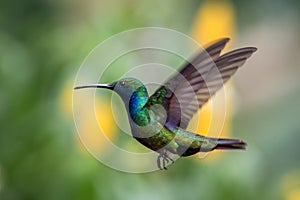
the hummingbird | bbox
[74,38,257,170]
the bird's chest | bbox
[128,111,173,150]
[129,112,163,138]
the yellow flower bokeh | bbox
[280,170,300,200]
[191,0,235,45]
[190,0,236,160]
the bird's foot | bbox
[157,150,174,170]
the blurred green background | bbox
[1,0,300,199]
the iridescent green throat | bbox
[128,86,150,126]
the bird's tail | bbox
[214,138,247,150]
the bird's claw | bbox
[157,150,174,170]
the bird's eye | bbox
[120,81,126,86]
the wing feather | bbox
[146,38,257,130]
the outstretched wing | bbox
[146,38,257,130]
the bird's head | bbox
[112,78,145,100]
[74,77,145,103]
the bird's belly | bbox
[130,122,178,153]
[129,121,210,156]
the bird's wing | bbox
[146,38,257,130]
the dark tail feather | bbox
[214,138,247,150]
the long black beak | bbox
[74,83,115,90]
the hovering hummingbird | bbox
[74,38,257,170]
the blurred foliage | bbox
[0,0,300,200]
